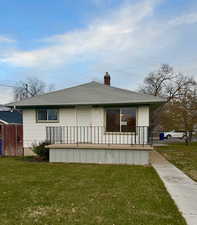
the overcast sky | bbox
[0,0,197,104]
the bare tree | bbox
[139,64,197,144]
[168,84,197,144]
[139,64,174,97]
[139,64,195,101]
[14,77,54,101]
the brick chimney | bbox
[104,72,111,86]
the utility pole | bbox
[25,83,28,98]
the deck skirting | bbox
[49,148,150,165]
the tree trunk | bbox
[188,131,193,144]
[185,131,193,145]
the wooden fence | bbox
[0,124,23,156]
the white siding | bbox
[23,108,77,147]
[76,106,92,126]
[137,106,149,126]
[92,107,104,126]
[23,106,149,147]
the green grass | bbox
[156,142,197,181]
[0,157,186,225]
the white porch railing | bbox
[46,126,152,145]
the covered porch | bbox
[46,126,153,165]
[46,125,153,146]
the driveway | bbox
[151,151,197,225]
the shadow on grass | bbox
[156,142,197,152]
[7,156,49,163]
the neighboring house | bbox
[7,73,165,164]
[0,111,23,156]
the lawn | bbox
[156,142,197,181]
[0,157,186,225]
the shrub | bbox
[32,141,51,160]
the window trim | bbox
[36,109,59,123]
[104,107,138,133]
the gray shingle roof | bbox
[7,81,166,107]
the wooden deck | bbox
[47,144,153,151]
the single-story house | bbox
[7,73,165,164]
[0,111,23,156]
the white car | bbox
[163,130,186,139]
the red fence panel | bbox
[2,124,23,156]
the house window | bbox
[36,109,58,122]
[106,108,136,132]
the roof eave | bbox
[9,100,166,109]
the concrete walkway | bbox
[151,151,197,225]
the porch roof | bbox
[7,81,166,108]
[0,111,22,124]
